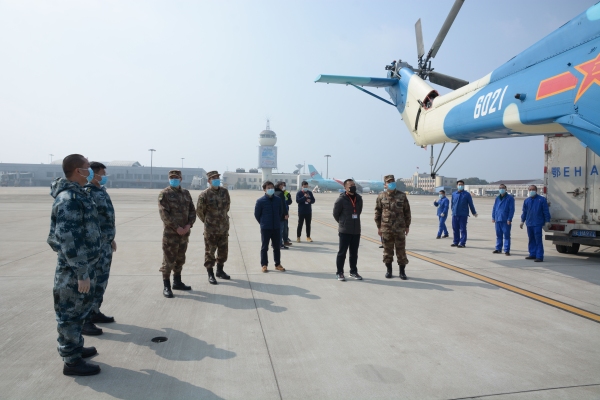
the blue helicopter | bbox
[315,0,600,176]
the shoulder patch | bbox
[158,193,164,201]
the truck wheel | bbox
[556,244,568,253]
[566,243,580,255]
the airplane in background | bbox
[354,179,385,193]
[307,165,344,191]
[315,0,600,176]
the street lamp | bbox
[149,149,156,189]
[49,154,54,163]
[181,158,184,168]
[324,155,331,179]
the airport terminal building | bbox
[0,161,206,189]
[223,169,310,191]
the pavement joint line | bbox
[446,382,600,400]
[230,215,284,400]
[312,218,600,324]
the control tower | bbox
[258,120,278,184]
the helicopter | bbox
[315,0,600,177]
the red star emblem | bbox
[574,53,600,103]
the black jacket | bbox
[274,188,289,221]
[333,192,363,234]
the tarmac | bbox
[0,187,599,400]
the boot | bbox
[63,359,101,376]
[385,263,392,279]
[90,311,115,324]
[81,346,98,359]
[172,274,192,290]
[163,279,174,298]
[207,267,218,285]
[215,264,230,280]
[399,265,408,280]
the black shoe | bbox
[349,272,363,280]
[172,274,191,290]
[399,265,407,280]
[336,273,346,281]
[505,252,511,256]
[63,359,101,376]
[82,346,97,359]
[451,243,458,247]
[525,256,536,260]
[90,311,115,324]
[457,244,465,248]
[442,235,449,238]
[436,236,441,239]
[379,245,384,248]
[163,279,174,298]
[534,259,543,262]
[492,250,501,254]
[385,263,392,279]
[216,264,230,280]
[207,268,218,285]
[82,322,103,336]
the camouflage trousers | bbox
[91,242,113,314]
[382,231,409,265]
[54,255,97,363]
[160,232,189,278]
[204,232,228,268]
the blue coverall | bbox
[521,194,551,260]
[492,194,515,252]
[433,196,449,237]
[451,190,477,246]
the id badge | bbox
[305,201,309,204]
[352,213,358,219]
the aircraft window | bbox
[423,90,439,110]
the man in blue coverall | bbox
[451,180,478,248]
[433,190,449,239]
[491,184,515,255]
[520,185,551,262]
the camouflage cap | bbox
[384,174,395,182]
[206,170,220,180]
[168,170,182,178]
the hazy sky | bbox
[0,0,596,181]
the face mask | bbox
[266,188,275,196]
[499,189,506,195]
[349,186,357,194]
[302,187,308,192]
[99,176,108,186]
[211,179,220,187]
[79,167,94,183]
[529,191,537,197]
[282,187,286,191]
[387,182,396,190]
[439,194,443,199]
[169,179,180,187]
[457,185,464,191]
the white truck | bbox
[544,134,600,254]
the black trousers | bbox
[336,233,360,274]
[297,213,312,238]
[261,229,281,266]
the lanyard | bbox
[346,193,357,213]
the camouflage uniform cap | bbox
[169,170,182,178]
[206,170,220,180]
[384,174,395,182]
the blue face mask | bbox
[211,179,220,187]
[169,179,181,187]
[84,167,94,183]
[529,191,537,197]
[457,185,464,191]
[499,188,506,195]
[387,182,396,190]
[439,194,443,199]
[99,176,108,186]
[302,187,308,192]
[266,188,275,196]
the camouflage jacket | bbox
[196,187,230,234]
[374,189,411,233]
[158,186,196,234]
[48,178,101,280]
[85,184,116,243]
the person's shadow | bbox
[225,280,320,300]
[184,290,288,313]
[75,364,224,400]
[99,323,236,361]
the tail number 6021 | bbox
[474,86,508,119]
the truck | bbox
[544,134,600,254]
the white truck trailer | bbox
[544,134,600,254]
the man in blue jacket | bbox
[296,181,316,242]
[520,185,551,262]
[255,181,286,273]
[492,184,515,256]
[433,190,449,239]
[451,180,478,248]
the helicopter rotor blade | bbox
[428,71,469,90]
[427,0,465,60]
[415,19,425,59]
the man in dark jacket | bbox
[296,181,316,242]
[333,179,363,281]
[254,181,286,273]
[274,181,290,249]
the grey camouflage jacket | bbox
[85,184,116,243]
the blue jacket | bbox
[255,194,283,230]
[296,190,316,215]
[433,196,449,217]
[492,194,515,222]
[521,195,551,227]
[451,191,477,217]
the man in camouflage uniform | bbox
[375,174,411,280]
[158,170,196,298]
[196,170,231,285]
[81,162,117,336]
[48,154,102,376]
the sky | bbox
[0,0,596,182]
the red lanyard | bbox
[346,193,357,213]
